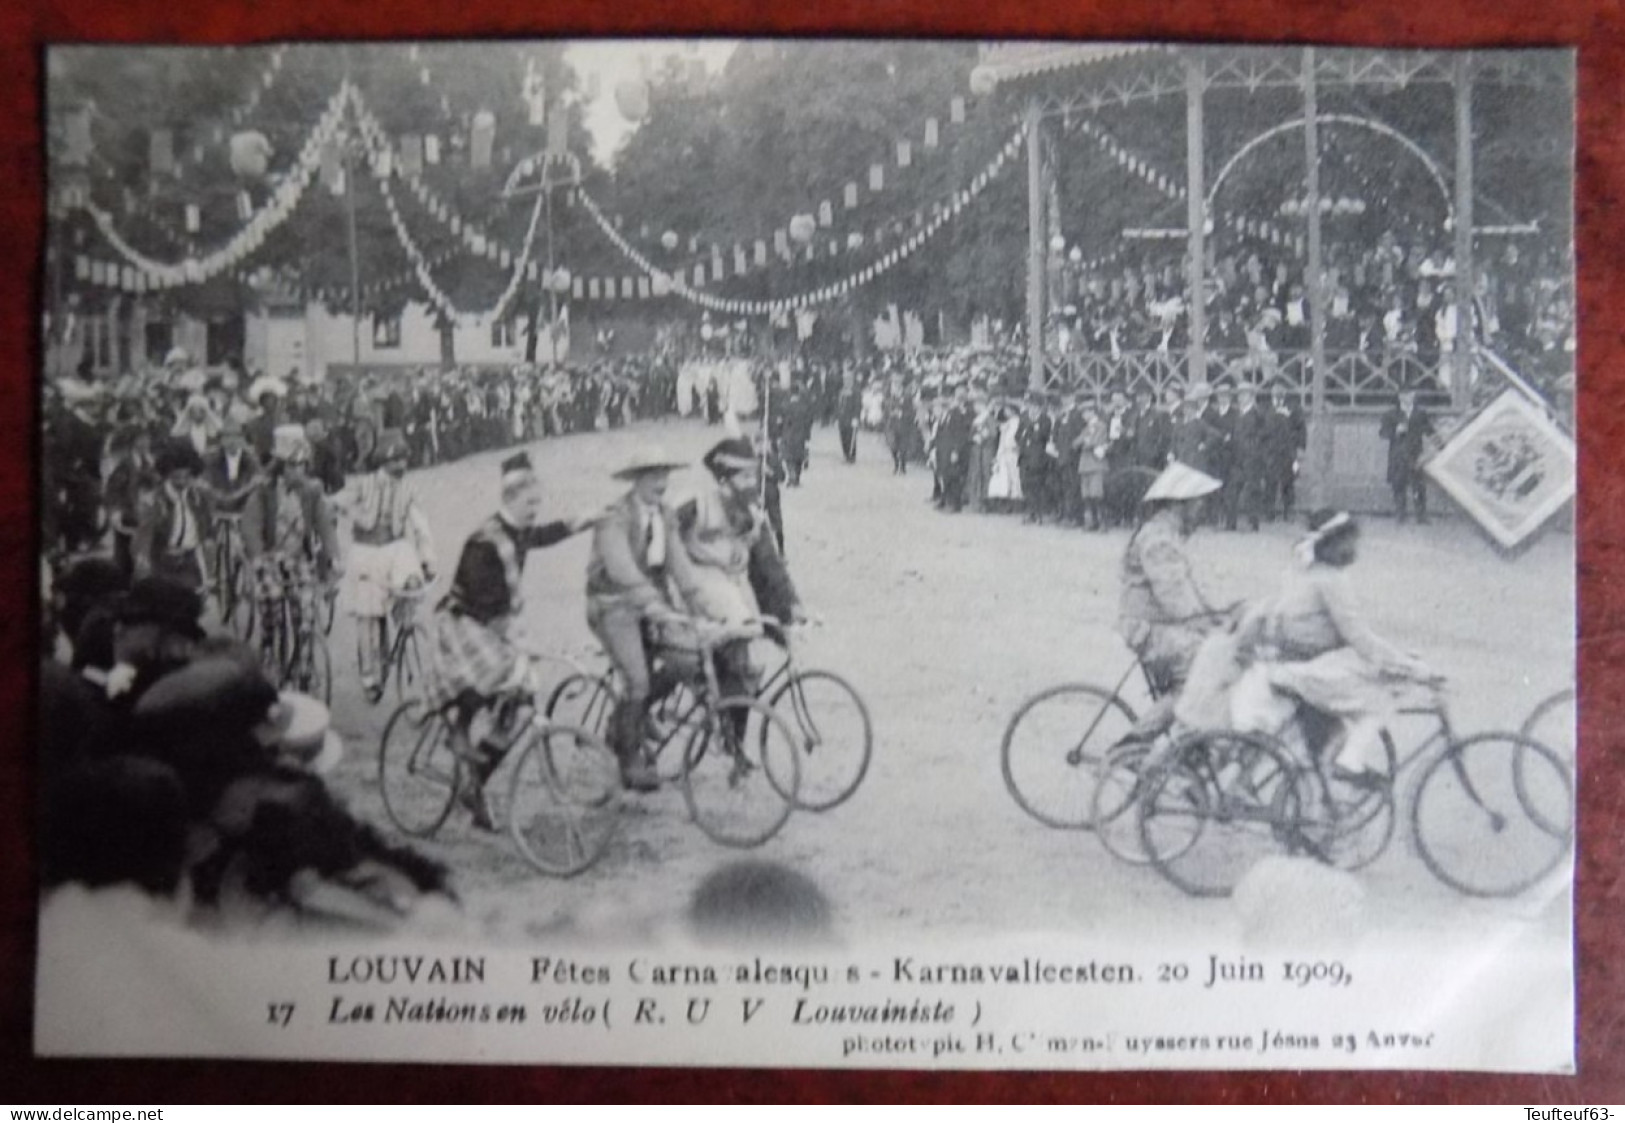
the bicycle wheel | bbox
[1001,683,1138,830]
[1520,689,1576,758]
[545,672,616,738]
[646,682,708,782]
[1289,732,1398,872]
[1518,689,1575,833]
[1411,732,1574,898]
[1138,730,1300,898]
[510,725,623,877]
[682,698,801,848]
[377,700,463,837]
[394,628,426,704]
[214,539,238,628]
[763,669,873,812]
[1090,742,1157,865]
[284,622,332,708]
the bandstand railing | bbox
[1042,348,1457,412]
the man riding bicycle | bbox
[427,452,600,829]
[586,447,704,793]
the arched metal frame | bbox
[989,44,1572,507]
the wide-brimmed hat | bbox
[613,446,688,480]
[134,655,277,733]
[247,375,288,401]
[270,691,344,776]
[271,423,311,463]
[1143,460,1223,503]
[116,577,206,640]
[1185,383,1213,403]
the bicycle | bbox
[544,620,805,848]
[1127,683,1573,899]
[547,618,870,813]
[1000,658,1157,831]
[377,688,622,878]
[258,579,332,707]
[357,583,431,705]
[209,512,255,638]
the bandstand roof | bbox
[974,42,1166,85]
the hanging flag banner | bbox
[897,140,912,167]
[588,277,600,299]
[572,277,583,299]
[925,118,939,148]
[734,246,747,275]
[754,240,767,266]
[425,134,441,165]
[869,164,884,192]
[950,96,966,123]
[184,204,201,233]
[571,120,1026,318]
[844,182,858,209]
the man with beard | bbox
[1202,382,1238,529]
[1018,394,1054,524]
[1050,391,1086,525]
[1261,381,1307,521]
[933,383,975,513]
[836,373,862,464]
[1228,383,1270,531]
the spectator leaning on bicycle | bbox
[344,428,436,701]
[240,425,341,667]
[587,446,702,794]
[427,451,601,829]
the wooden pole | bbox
[1452,53,1476,408]
[1186,52,1207,388]
[1303,46,1333,509]
[1025,97,1045,393]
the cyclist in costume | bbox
[427,452,600,828]
[240,425,341,671]
[586,447,702,793]
[674,437,808,702]
[1116,459,1234,740]
[1233,509,1436,781]
[343,429,436,701]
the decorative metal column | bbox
[1303,46,1333,508]
[1185,52,1207,388]
[1452,52,1476,408]
[1025,96,1045,392]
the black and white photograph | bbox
[35,40,1576,1070]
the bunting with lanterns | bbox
[85,82,353,289]
[576,123,1026,317]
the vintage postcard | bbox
[35,40,1575,1070]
